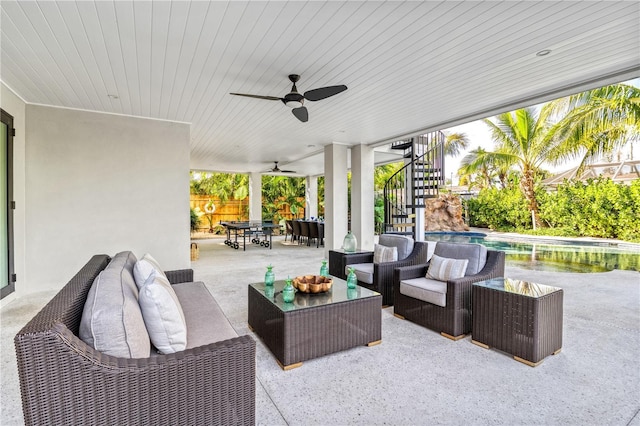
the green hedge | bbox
[466,186,532,230]
[466,178,640,242]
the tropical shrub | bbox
[467,178,640,241]
[538,178,640,241]
[466,186,532,230]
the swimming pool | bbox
[424,232,640,273]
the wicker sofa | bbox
[14,254,255,426]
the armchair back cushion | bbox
[378,234,414,260]
[426,254,469,281]
[373,244,398,264]
[433,242,487,276]
[79,251,151,358]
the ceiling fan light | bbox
[285,100,303,108]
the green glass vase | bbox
[342,231,357,253]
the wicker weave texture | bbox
[472,284,563,363]
[248,285,381,367]
[393,250,505,337]
[15,255,256,426]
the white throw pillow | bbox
[138,271,187,354]
[373,244,398,264]
[426,254,469,281]
[134,253,167,288]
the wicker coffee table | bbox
[248,278,382,370]
[472,278,563,367]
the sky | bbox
[442,78,639,185]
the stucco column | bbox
[351,144,375,251]
[324,144,348,252]
[305,176,318,220]
[248,172,262,222]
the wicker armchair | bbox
[393,242,505,340]
[342,240,433,306]
[14,255,256,426]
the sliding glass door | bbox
[1,109,14,299]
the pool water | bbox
[424,233,640,273]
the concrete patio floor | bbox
[1,235,639,425]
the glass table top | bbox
[474,277,562,298]
[250,278,380,312]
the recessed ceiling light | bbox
[307,144,315,148]
[107,94,119,99]
[536,49,552,57]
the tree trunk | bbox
[521,167,541,228]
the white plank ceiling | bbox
[1,1,639,176]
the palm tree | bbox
[478,108,556,227]
[545,83,640,171]
[458,148,499,190]
[443,132,470,157]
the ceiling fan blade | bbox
[292,106,308,122]
[229,93,282,101]
[303,85,347,101]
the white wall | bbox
[25,105,190,291]
[1,83,26,305]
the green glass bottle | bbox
[320,260,329,277]
[282,277,295,303]
[264,265,275,287]
[346,267,358,289]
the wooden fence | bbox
[190,195,306,233]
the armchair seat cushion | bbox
[399,277,447,307]
[346,263,374,284]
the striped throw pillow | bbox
[426,254,469,281]
[373,244,398,264]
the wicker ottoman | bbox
[472,278,563,367]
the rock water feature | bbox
[424,193,468,232]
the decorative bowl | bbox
[292,275,333,293]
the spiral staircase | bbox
[383,132,445,238]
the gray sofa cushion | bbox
[433,242,487,276]
[400,277,447,307]
[173,282,238,348]
[379,234,414,260]
[346,263,374,284]
[79,251,151,358]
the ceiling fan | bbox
[266,161,296,173]
[230,74,347,122]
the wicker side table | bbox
[472,278,563,367]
